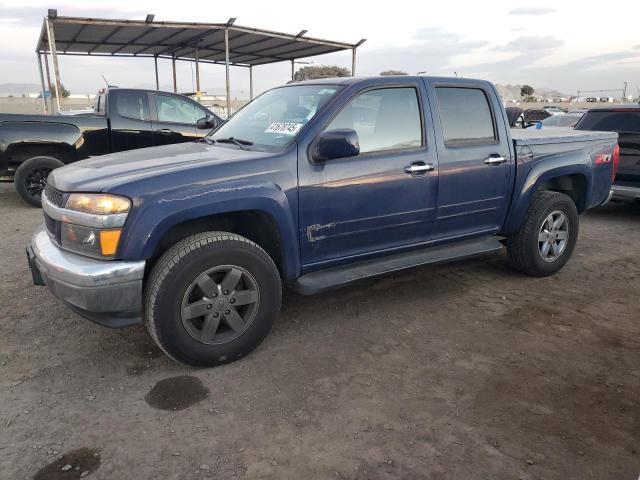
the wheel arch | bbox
[504,163,591,234]
[148,209,288,278]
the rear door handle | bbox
[158,128,175,134]
[484,155,507,165]
[405,162,435,175]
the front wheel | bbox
[507,191,579,277]
[145,232,282,367]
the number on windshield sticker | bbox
[264,122,303,135]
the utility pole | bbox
[623,81,627,102]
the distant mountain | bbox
[0,83,41,94]
[495,84,570,102]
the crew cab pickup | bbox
[0,87,221,206]
[27,76,617,367]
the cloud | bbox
[360,27,488,75]
[566,51,640,69]
[509,7,556,15]
[495,35,564,52]
[634,45,640,50]
[0,4,147,26]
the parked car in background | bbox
[542,106,568,115]
[575,105,640,203]
[27,76,617,366]
[539,112,584,128]
[505,107,553,128]
[0,87,222,206]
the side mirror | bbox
[197,115,215,129]
[312,129,360,163]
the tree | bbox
[51,83,70,98]
[520,85,534,99]
[293,65,350,81]
[380,70,408,76]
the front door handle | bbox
[158,128,176,134]
[484,155,507,165]
[405,162,435,175]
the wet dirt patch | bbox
[144,375,209,411]
[33,448,100,480]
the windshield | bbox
[210,84,342,152]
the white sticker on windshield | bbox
[265,122,303,135]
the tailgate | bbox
[616,132,640,184]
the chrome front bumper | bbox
[28,224,146,328]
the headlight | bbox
[60,194,130,259]
[65,194,130,215]
[61,224,123,259]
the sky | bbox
[0,0,638,99]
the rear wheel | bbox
[14,156,64,207]
[507,191,579,277]
[145,232,282,367]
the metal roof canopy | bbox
[35,11,366,114]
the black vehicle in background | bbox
[505,107,553,128]
[0,88,222,206]
[575,105,640,203]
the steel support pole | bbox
[351,48,356,76]
[43,50,54,114]
[172,54,177,93]
[224,28,231,116]
[249,65,253,100]
[36,53,48,114]
[195,47,200,93]
[291,59,295,81]
[154,56,160,90]
[45,19,62,113]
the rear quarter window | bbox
[435,87,497,147]
[115,91,150,121]
[575,111,640,133]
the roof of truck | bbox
[287,75,490,86]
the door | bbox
[429,84,513,239]
[151,93,216,146]
[298,84,439,266]
[108,90,154,152]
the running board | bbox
[293,237,503,295]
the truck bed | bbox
[511,127,618,146]
[0,113,107,130]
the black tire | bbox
[145,232,282,367]
[14,156,64,207]
[507,191,579,277]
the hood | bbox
[48,142,271,192]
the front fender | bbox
[119,179,300,279]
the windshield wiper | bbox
[198,137,216,145]
[215,137,253,150]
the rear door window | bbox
[435,87,497,146]
[115,91,150,121]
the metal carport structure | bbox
[35,10,366,115]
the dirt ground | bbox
[1,182,639,480]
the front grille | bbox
[44,184,65,207]
[44,213,62,245]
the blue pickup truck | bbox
[27,76,618,366]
